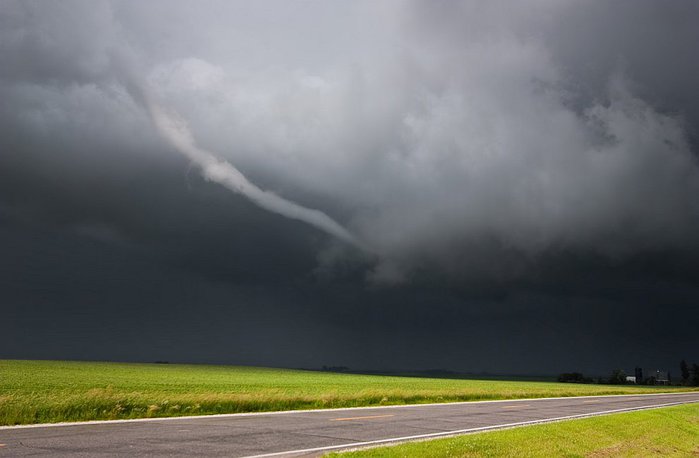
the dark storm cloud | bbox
[1,0,699,374]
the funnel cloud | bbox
[143,91,363,250]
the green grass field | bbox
[1,360,696,426]
[331,402,699,457]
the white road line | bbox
[242,399,699,458]
[331,414,395,421]
[0,391,696,430]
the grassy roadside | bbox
[1,360,696,426]
[330,402,699,457]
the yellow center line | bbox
[501,404,530,409]
[331,414,395,422]
[583,400,600,403]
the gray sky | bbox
[2,0,699,375]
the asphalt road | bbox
[1,392,697,457]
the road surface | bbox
[0,392,697,457]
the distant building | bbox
[626,367,670,385]
[646,369,670,385]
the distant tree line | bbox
[558,360,699,386]
[607,369,627,385]
[557,372,593,383]
[680,360,699,386]
[321,365,350,372]
[557,369,627,385]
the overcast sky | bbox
[2,0,699,375]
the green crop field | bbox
[1,360,696,425]
[332,402,699,457]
